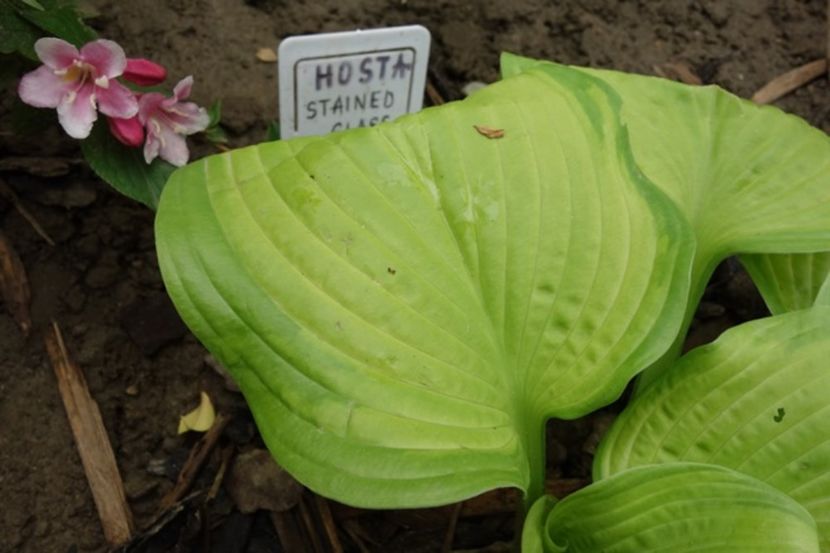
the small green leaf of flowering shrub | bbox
[81,123,175,209]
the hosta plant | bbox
[155,54,830,550]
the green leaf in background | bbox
[523,463,820,553]
[81,122,174,210]
[265,119,280,141]
[740,252,830,314]
[595,307,830,550]
[0,0,41,58]
[156,63,696,508]
[16,0,96,48]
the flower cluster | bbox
[18,38,209,167]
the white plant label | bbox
[278,25,431,139]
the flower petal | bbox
[18,65,74,108]
[123,58,167,86]
[80,39,127,78]
[137,92,166,124]
[157,125,190,166]
[107,116,144,147]
[167,102,210,134]
[57,84,97,139]
[143,130,161,164]
[172,75,194,101]
[34,38,79,70]
[96,80,139,118]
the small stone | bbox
[462,81,488,96]
[227,449,303,513]
[84,252,120,289]
[125,384,139,396]
[697,301,726,319]
[120,293,188,355]
[63,285,87,312]
[124,473,158,500]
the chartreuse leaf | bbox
[156,62,696,507]
[740,253,830,314]
[523,463,820,553]
[595,307,830,550]
[502,54,830,386]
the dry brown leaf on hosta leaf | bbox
[473,125,505,139]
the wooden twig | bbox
[0,231,32,336]
[271,510,309,552]
[45,322,134,546]
[653,61,703,85]
[158,414,230,511]
[315,494,344,553]
[827,0,830,77]
[426,80,446,106]
[341,519,372,553]
[751,59,828,104]
[207,446,234,500]
[298,494,326,553]
[441,501,464,553]
[0,180,55,246]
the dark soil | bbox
[1,1,828,552]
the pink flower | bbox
[138,76,209,167]
[107,115,145,147]
[18,38,138,139]
[123,58,167,86]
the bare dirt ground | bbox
[1,1,828,551]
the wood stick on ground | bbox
[441,501,464,553]
[298,494,326,553]
[158,413,230,511]
[827,0,829,77]
[207,446,234,501]
[315,494,344,553]
[426,80,446,106]
[341,519,372,553]
[751,59,828,104]
[0,180,56,246]
[0,231,32,336]
[271,510,311,552]
[45,322,134,546]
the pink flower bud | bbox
[107,115,145,147]
[123,58,167,86]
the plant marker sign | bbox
[278,25,431,139]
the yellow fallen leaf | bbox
[177,391,216,434]
[256,47,277,63]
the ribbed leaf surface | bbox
[595,308,830,550]
[741,253,830,314]
[524,463,820,553]
[156,64,695,507]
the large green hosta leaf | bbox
[523,463,820,553]
[157,55,830,516]
[740,252,830,314]
[503,54,830,387]
[595,307,830,549]
[156,63,696,507]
